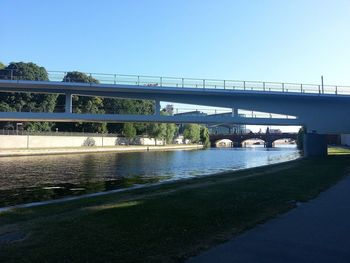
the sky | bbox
[2,0,350,131]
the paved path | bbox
[187,176,350,263]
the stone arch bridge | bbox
[210,133,298,148]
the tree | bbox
[0,62,5,70]
[183,124,201,143]
[148,123,167,145]
[0,62,58,131]
[63,71,99,84]
[0,62,48,81]
[165,123,177,144]
[297,127,305,150]
[0,101,11,112]
[123,123,136,144]
[200,126,210,148]
[104,98,154,134]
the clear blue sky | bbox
[1,0,350,131]
[2,0,350,84]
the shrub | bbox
[83,137,96,147]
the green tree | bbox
[123,123,136,144]
[297,127,305,150]
[0,62,5,70]
[156,110,178,144]
[0,101,11,112]
[0,62,58,131]
[63,71,99,84]
[200,126,210,148]
[183,124,201,143]
[165,123,177,144]
[0,62,48,81]
[104,98,154,134]
[148,123,167,145]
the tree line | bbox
[0,61,210,147]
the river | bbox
[0,146,300,207]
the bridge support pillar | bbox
[234,142,242,148]
[264,141,273,148]
[155,100,161,116]
[65,92,72,113]
[232,108,238,117]
[303,133,327,158]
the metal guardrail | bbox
[0,69,348,95]
[172,108,295,119]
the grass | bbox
[328,146,350,155]
[0,148,350,262]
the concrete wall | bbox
[133,137,165,146]
[0,135,187,149]
[0,135,28,149]
[341,134,350,146]
[0,135,121,149]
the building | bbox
[206,112,246,134]
[165,104,174,115]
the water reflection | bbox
[0,147,300,206]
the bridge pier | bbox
[233,142,242,148]
[65,92,72,113]
[264,141,273,148]
[232,108,238,117]
[155,100,161,116]
[303,133,327,157]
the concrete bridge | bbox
[210,133,297,148]
[0,70,350,156]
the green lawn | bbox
[328,146,350,155]
[0,149,349,262]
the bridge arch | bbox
[209,132,297,148]
[214,139,234,148]
[272,138,297,147]
[241,138,266,147]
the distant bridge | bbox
[210,133,297,148]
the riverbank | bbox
[0,144,203,157]
[0,148,349,262]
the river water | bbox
[0,146,300,207]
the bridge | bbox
[210,133,297,148]
[1,70,350,157]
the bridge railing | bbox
[172,108,296,119]
[0,69,348,95]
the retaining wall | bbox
[0,135,165,149]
